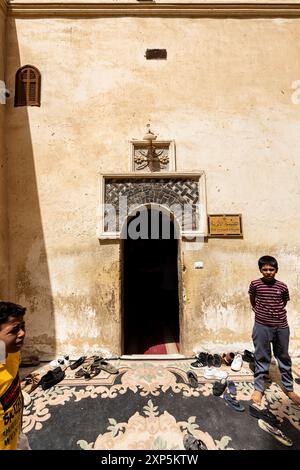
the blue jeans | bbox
[252,322,294,392]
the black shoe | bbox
[207,354,214,368]
[243,350,255,363]
[187,370,198,388]
[213,379,227,396]
[40,367,65,390]
[190,360,205,370]
[197,352,208,366]
[70,356,86,370]
[213,354,222,368]
[249,404,279,427]
[191,352,208,369]
[249,361,255,373]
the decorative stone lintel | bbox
[7,3,300,19]
[98,172,207,240]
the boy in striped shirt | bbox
[249,255,300,406]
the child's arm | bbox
[248,281,256,308]
[249,293,256,308]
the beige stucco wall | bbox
[0,3,8,300]
[4,13,300,358]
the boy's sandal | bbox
[224,392,245,412]
[258,419,293,447]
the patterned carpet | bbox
[22,359,300,450]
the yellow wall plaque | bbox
[208,214,242,237]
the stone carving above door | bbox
[98,173,207,239]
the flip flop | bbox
[96,359,119,374]
[224,392,245,412]
[258,419,293,447]
[187,370,198,388]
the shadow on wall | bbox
[5,19,55,360]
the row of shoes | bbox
[191,351,245,372]
[21,354,119,399]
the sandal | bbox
[187,370,198,388]
[94,359,119,374]
[224,392,245,412]
[258,419,293,447]
[21,373,41,394]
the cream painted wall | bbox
[4,15,300,357]
[0,6,8,300]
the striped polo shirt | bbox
[248,278,290,328]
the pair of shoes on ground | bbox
[190,352,222,369]
[222,352,244,371]
[183,432,207,451]
[203,367,228,380]
[75,356,119,379]
[21,372,41,394]
[213,378,245,411]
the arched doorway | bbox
[122,206,180,354]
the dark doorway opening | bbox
[123,208,180,354]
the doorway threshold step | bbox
[120,354,186,360]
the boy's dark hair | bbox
[258,255,278,271]
[0,301,26,325]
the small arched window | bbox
[14,65,41,107]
